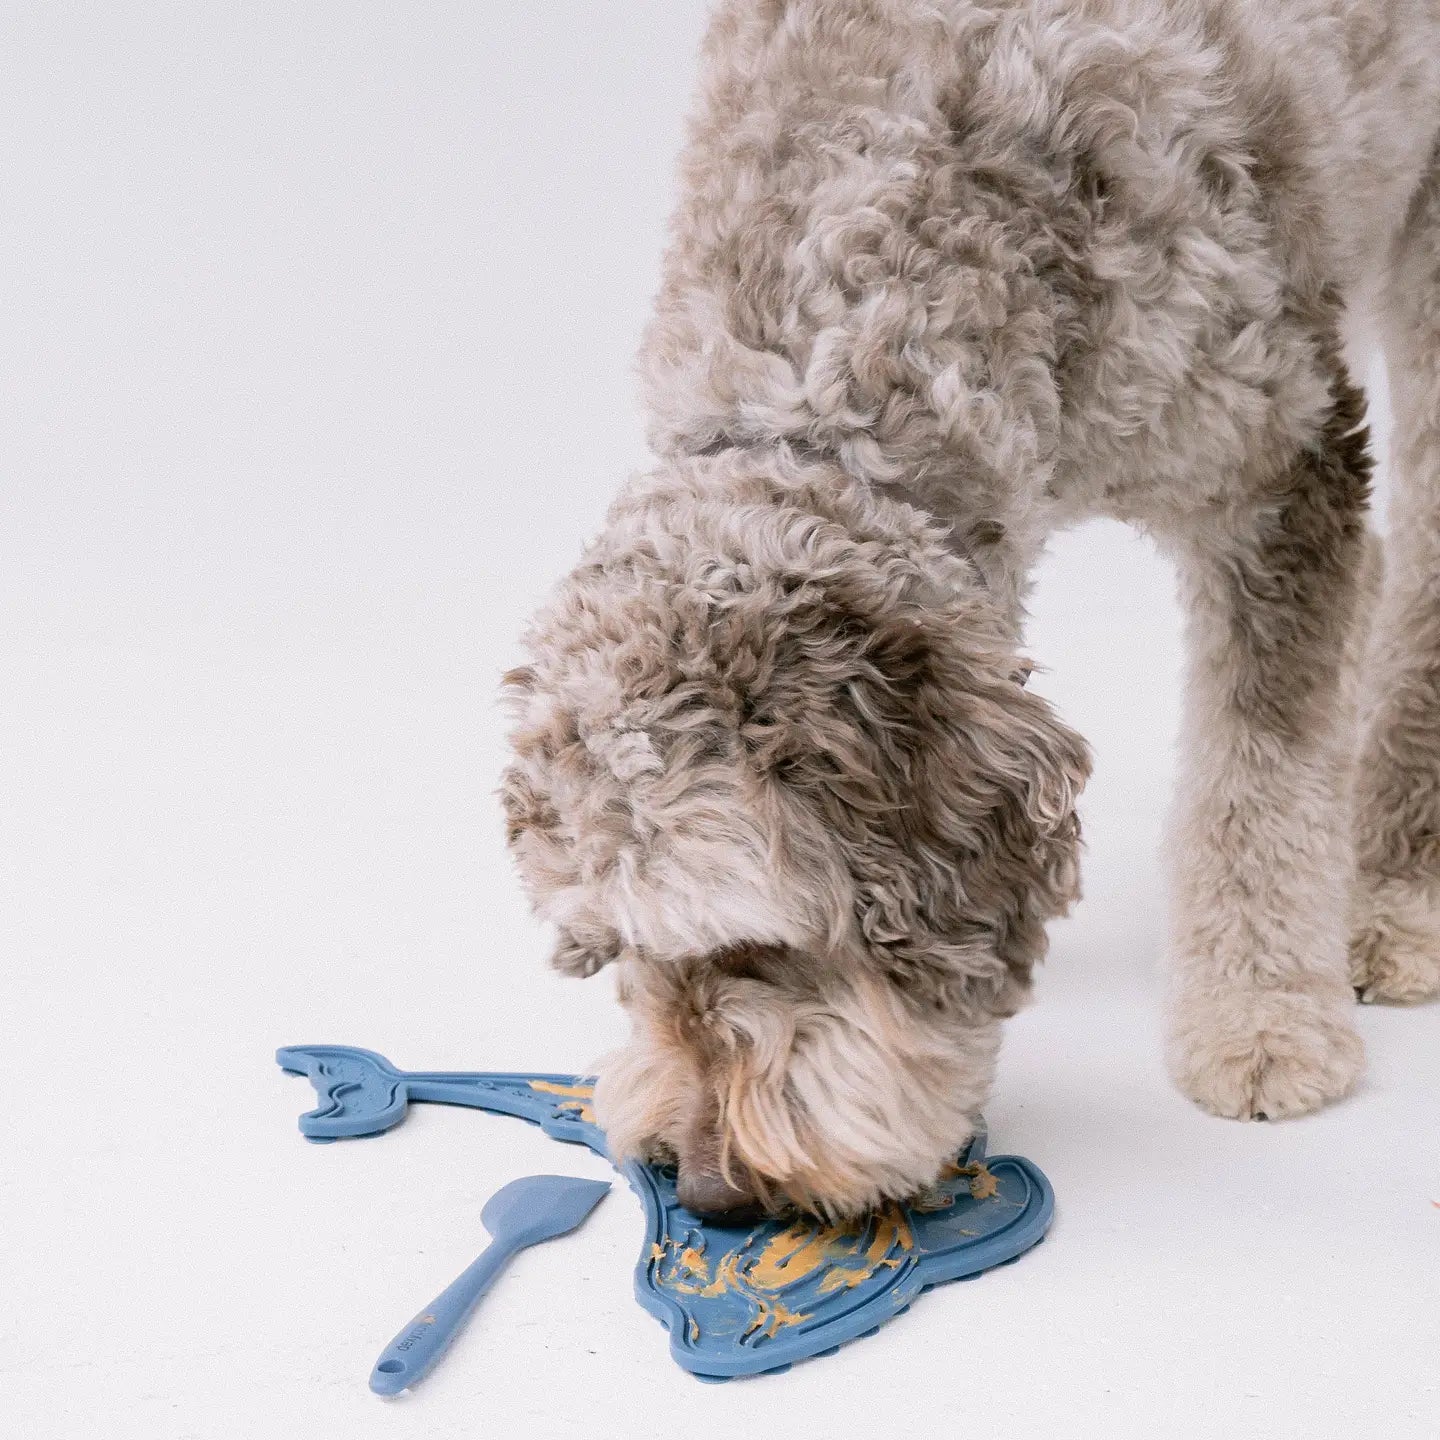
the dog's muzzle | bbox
[675,1163,768,1225]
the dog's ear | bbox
[749,605,1089,1018]
[550,924,622,977]
[1010,688,1088,898]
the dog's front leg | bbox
[1162,390,1370,1119]
[1351,161,1440,1004]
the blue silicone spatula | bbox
[369,1173,611,1396]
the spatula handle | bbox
[369,1239,514,1395]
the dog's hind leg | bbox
[1162,353,1372,1119]
[1351,161,1440,1004]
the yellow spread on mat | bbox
[648,1206,918,1333]
[527,1078,597,1124]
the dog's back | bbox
[640,0,1440,584]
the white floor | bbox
[3,6,1437,1438]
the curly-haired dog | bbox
[502,0,1440,1220]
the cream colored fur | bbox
[503,0,1440,1217]
[1352,153,1440,1004]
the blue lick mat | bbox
[277,1043,1053,1381]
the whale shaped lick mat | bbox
[277,1043,1053,1381]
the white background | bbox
[3,5,1437,1437]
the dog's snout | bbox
[675,1162,766,1225]
[675,1110,768,1223]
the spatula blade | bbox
[481,1173,611,1248]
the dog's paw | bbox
[1350,880,1440,1004]
[1166,987,1364,1120]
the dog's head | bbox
[501,452,1088,1219]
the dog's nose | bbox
[675,1164,766,1226]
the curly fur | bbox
[502,0,1440,1216]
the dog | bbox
[501,0,1440,1221]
